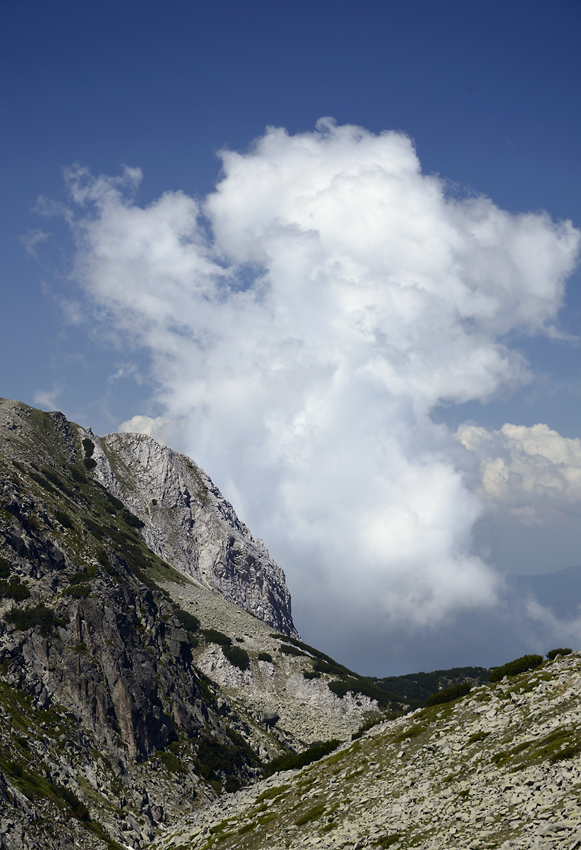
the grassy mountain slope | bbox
[152,651,581,850]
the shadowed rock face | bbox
[91,431,297,636]
[0,400,276,848]
[0,416,213,763]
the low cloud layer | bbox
[51,119,581,661]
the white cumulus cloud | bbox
[33,385,63,410]
[54,119,580,643]
[119,414,179,447]
[457,422,581,521]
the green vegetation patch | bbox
[295,802,326,825]
[70,465,88,484]
[125,556,162,593]
[520,727,581,767]
[328,678,358,698]
[280,643,308,657]
[194,728,258,785]
[65,584,91,598]
[416,702,456,724]
[425,681,471,706]
[157,749,186,774]
[83,517,107,539]
[313,659,343,675]
[175,608,200,633]
[54,510,74,529]
[68,566,97,585]
[264,739,340,777]
[394,723,427,743]
[352,715,384,740]
[370,666,490,703]
[325,748,350,766]
[24,515,40,531]
[57,783,91,821]
[41,468,74,496]
[327,675,396,709]
[0,556,11,578]
[29,471,57,494]
[0,753,88,819]
[105,493,124,512]
[377,835,402,848]
[0,576,30,601]
[489,654,543,682]
[258,651,272,663]
[209,819,233,835]
[492,740,532,768]
[6,604,66,635]
[227,726,260,767]
[279,634,335,660]
[546,647,572,660]
[468,731,490,744]
[223,644,250,670]
[121,509,145,529]
[489,726,581,770]
[256,783,290,803]
[65,566,97,598]
[138,552,188,586]
[202,628,232,646]
[0,745,124,850]
[96,549,119,578]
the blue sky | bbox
[3,0,581,674]
[3,0,581,433]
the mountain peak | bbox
[89,428,297,636]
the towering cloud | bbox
[56,119,580,649]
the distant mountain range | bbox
[371,666,491,704]
[511,563,581,619]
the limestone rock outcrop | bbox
[89,430,296,636]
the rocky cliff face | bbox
[88,430,296,636]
